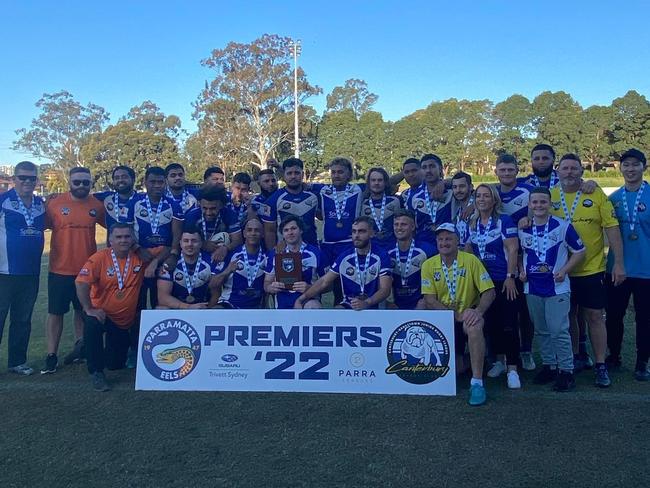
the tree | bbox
[326,79,378,119]
[493,94,534,162]
[120,100,182,140]
[192,34,321,173]
[532,91,583,156]
[579,105,614,171]
[609,90,650,156]
[13,91,109,179]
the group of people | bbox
[0,143,648,406]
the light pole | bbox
[291,39,302,158]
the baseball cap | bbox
[435,223,459,235]
[620,148,647,166]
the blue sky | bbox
[2,0,650,164]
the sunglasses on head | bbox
[72,180,91,187]
[16,175,37,182]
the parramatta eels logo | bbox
[385,320,450,384]
[142,319,201,381]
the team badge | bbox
[433,271,441,281]
[639,203,646,212]
[345,266,355,276]
[140,209,149,218]
[142,319,201,381]
[282,258,295,272]
[106,202,114,211]
[417,201,424,209]
[61,207,70,215]
[11,201,19,210]
[582,199,593,208]
[106,267,115,277]
[174,272,184,281]
[364,208,371,215]
[282,202,291,210]
[236,261,244,271]
[89,209,97,217]
[552,202,561,210]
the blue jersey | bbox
[158,253,215,303]
[266,243,326,309]
[518,170,560,189]
[405,183,453,249]
[262,188,319,245]
[388,239,436,309]
[165,187,198,214]
[608,182,650,279]
[0,189,45,275]
[251,193,270,219]
[313,183,364,244]
[131,194,184,248]
[227,200,250,227]
[218,245,269,309]
[467,214,517,281]
[330,246,391,307]
[519,216,584,297]
[498,183,533,224]
[361,195,402,250]
[183,207,241,241]
[94,191,138,229]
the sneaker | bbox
[533,365,558,385]
[578,352,593,369]
[468,384,487,406]
[40,354,58,374]
[126,348,137,369]
[606,355,622,369]
[521,352,536,371]
[92,372,110,392]
[8,364,34,376]
[595,364,611,388]
[553,371,576,392]
[634,369,650,382]
[487,360,506,378]
[507,370,522,389]
[63,339,85,365]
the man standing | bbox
[75,223,145,391]
[399,158,424,204]
[451,171,474,245]
[362,167,402,250]
[94,165,138,231]
[165,163,198,214]
[228,172,253,226]
[251,169,279,219]
[551,154,626,387]
[203,167,226,188]
[519,143,561,189]
[606,149,650,381]
[0,161,45,375]
[388,210,435,309]
[421,223,495,406]
[41,167,106,374]
[295,217,392,310]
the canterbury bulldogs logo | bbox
[61,207,70,215]
[106,267,115,277]
[639,203,647,212]
[106,202,114,211]
[140,209,149,218]
[174,272,184,281]
[282,202,291,210]
[89,209,97,217]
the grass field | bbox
[1,228,648,488]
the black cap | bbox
[620,148,647,166]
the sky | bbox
[2,0,650,165]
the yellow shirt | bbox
[421,251,494,313]
[550,186,619,277]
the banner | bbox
[136,309,456,396]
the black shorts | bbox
[570,272,607,310]
[48,272,81,315]
[454,321,467,355]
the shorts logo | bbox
[89,209,97,217]
[142,319,201,381]
[385,320,451,384]
[282,258,294,272]
[582,199,593,208]
[61,207,70,215]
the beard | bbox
[533,165,554,178]
[71,188,90,199]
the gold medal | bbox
[186,295,195,303]
[116,290,125,299]
[336,221,344,228]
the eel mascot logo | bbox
[385,320,451,384]
[142,319,202,381]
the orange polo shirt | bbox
[76,248,145,328]
[46,193,106,275]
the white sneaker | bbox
[521,352,536,371]
[8,363,34,376]
[487,360,506,378]
[507,370,522,389]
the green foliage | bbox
[120,100,182,140]
[326,79,378,119]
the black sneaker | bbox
[40,354,58,375]
[595,364,611,388]
[63,339,85,365]
[553,371,576,392]
[92,372,110,392]
[634,362,649,382]
[533,365,558,385]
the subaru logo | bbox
[221,354,238,363]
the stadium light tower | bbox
[291,39,302,158]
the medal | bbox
[15,195,35,228]
[332,184,350,226]
[395,239,416,287]
[336,221,344,228]
[532,218,551,273]
[475,216,493,260]
[531,171,560,189]
[423,185,440,225]
[185,295,195,303]
[181,257,204,299]
[243,248,264,291]
[537,263,550,273]
[559,188,582,222]
[622,181,646,240]
[144,196,164,235]
[354,249,370,298]
[116,290,124,299]
[167,188,192,212]
[201,212,222,241]
[368,194,386,235]
[441,258,459,304]
[110,249,130,296]
[113,192,135,223]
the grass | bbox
[1,228,648,487]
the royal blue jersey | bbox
[131,194,184,248]
[519,216,584,297]
[227,199,250,227]
[0,189,45,275]
[387,239,436,309]
[266,243,326,309]
[467,214,517,281]
[262,188,319,245]
[312,183,364,244]
[405,183,453,250]
[218,245,269,309]
[497,183,533,224]
[183,207,241,241]
[518,170,560,189]
[251,193,270,219]
[361,195,402,250]
[330,245,391,307]
[158,252,216,303]
[165,187,198,214]
[94,191,138,230]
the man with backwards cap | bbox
[421,223,495,406]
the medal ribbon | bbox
[243,249,264,288]
[16,196,35,227]
[166,188,191,212]
[532,219,550,264]
[622,181,646,233]
[395,239,416,287]
[441,258,459,303]
[201,213,222,241]
[423,186,440,225]
[559,188,582,221]
[354,249,369,295]
[475,216,493,260]
[144,196,164,235]
[180,257,204,295]
[110,249,130,290]
[332,184,350,222]
[113,192,134,223]
[531,172,560,189]
[369,195,386,232]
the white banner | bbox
[136,309,456,396]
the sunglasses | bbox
[72,180,91,187]
[16,175,37,182]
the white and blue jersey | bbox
[467,214,517,281]
[330,246,391,307]
[361,195,402,250]
[498,183,533,224]
[218,245,269,309]
[607,182,650,279]
[0,189,45,275]
[313,183,364,244]
[227,200,249,227]
[519,216,584,297]
[158,253,216,303]
[266,243,326,309]
[518,170,560,189]
[166,187,198,214]
[251,193,270,219]
[131,194,184,248]
[94,191,138,229]
[405,183,453,249]
[388,240,436,309]
[184,207,241,240]
[262,188,319,245]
